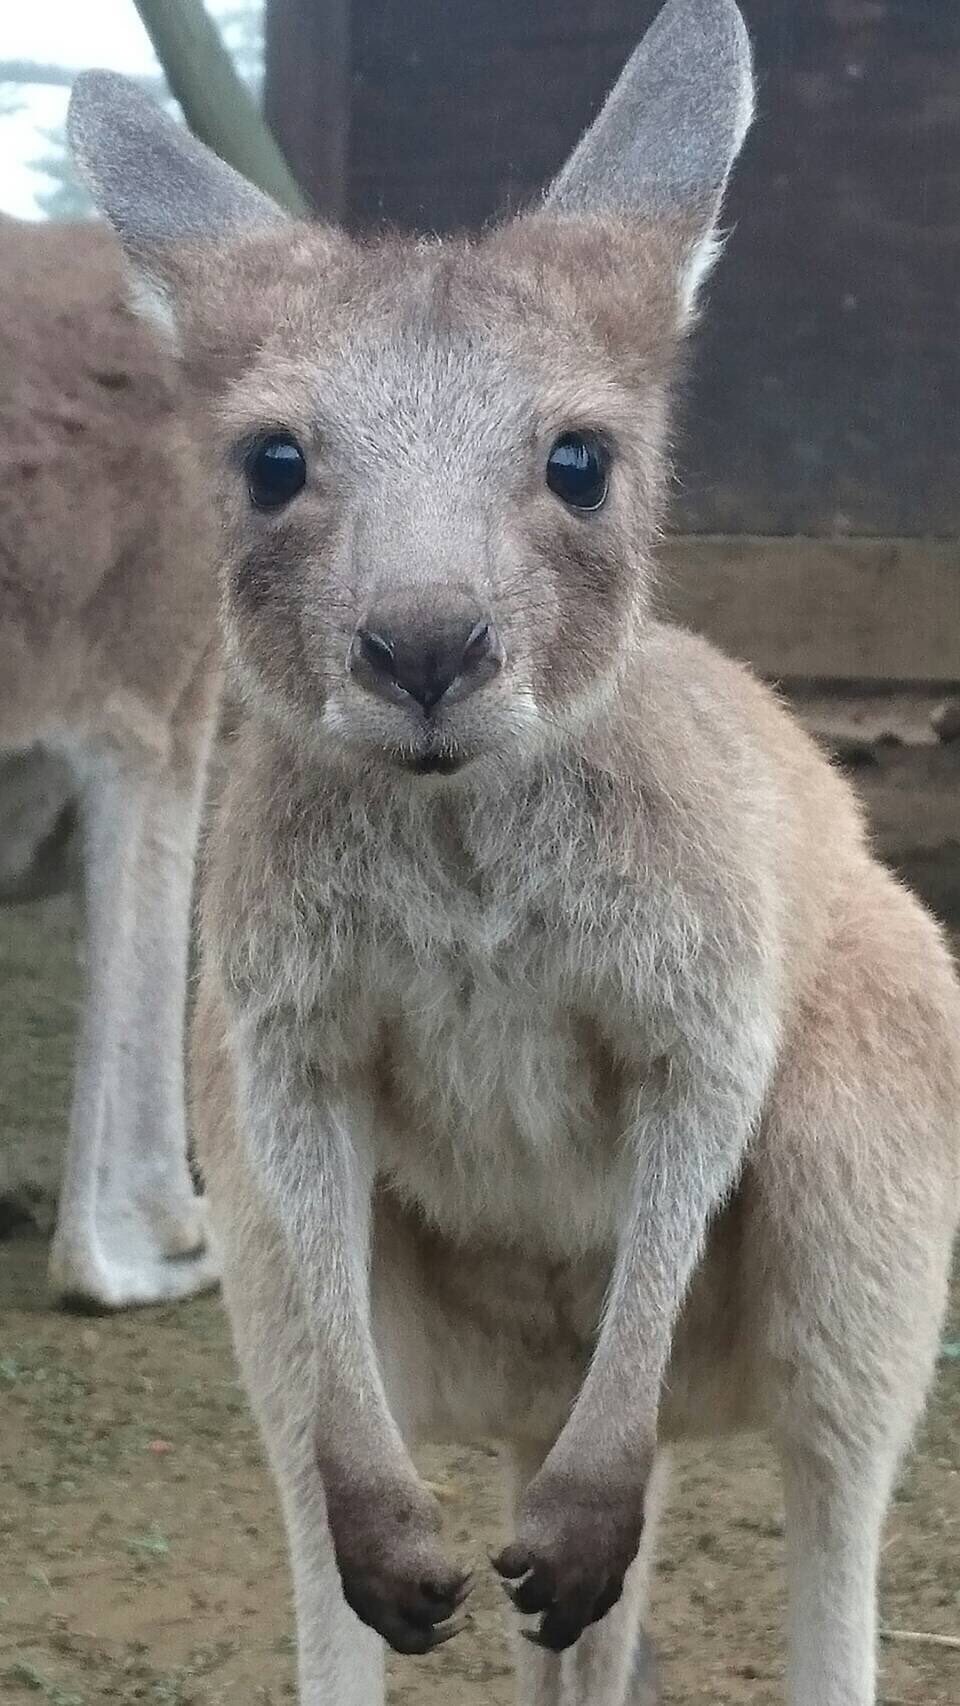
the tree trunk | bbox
[131,0,311,214]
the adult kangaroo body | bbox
[0,216,220,1307]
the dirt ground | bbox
[1,900,957,1705]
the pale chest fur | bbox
[227,766,721,1257]
[366,927,643,1255]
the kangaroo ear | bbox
[544,0,754,317]
[68,70,287,338]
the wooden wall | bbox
[265,0,960,538]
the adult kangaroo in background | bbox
[71,1,960,1700]
[0,217,220,1307]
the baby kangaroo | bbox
[70,2,960,1700]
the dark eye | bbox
[246,432,306,510]
[546,431,609,512]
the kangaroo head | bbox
[69,0,753,781]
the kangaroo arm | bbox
[231,1011,409,1478]
[550,1000,777,1478]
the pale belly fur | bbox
[365,951,642,1259]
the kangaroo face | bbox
[68,0,751,783]
[202,220,681,779]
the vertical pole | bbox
[264,0,351,222]
[131,0,311,213]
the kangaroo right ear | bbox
[68,71,287,338]
[544,0,754,320]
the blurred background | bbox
[1,6,957,1705]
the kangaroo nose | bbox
[350,611,502,711]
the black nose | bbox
[349,610,502,712]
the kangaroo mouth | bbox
[395,747,467,777]
[388,726,471,776]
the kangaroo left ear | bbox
[68,70,288,341]
[543,0,755,319]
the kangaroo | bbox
[70,1,960,1699]
[0,216,220,1307]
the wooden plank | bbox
[264,0,351,218]
[660,537,960,685]
[831,743,960,924]
[787,687,948,752]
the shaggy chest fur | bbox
[368,934,642,1254]
[232,764,707,1256]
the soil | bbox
[1,900,958,1706]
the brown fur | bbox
[0,217,221,1307]
[0,219,215,759]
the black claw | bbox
[521,1591,615,1651]
[507,1570,556,1616]
[410,1582,469,1631]
[340,1555,475,1652]
[378,1611,467,1655]
[406,1601,449,1633]
[427,1618,467,1648]
[341,1580,463,1652]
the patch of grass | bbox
[142,1677,197,1704]
[125,1524,170,1560]
[107,1643,237,1705]
[3,1660,85,1705]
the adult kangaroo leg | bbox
[778,1437,899,1706]
[506,1439,666,1706]
[49,684,218,1306]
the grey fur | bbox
[67,69,285,251]
[546,0,754,222]
[0,214,222,1306]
